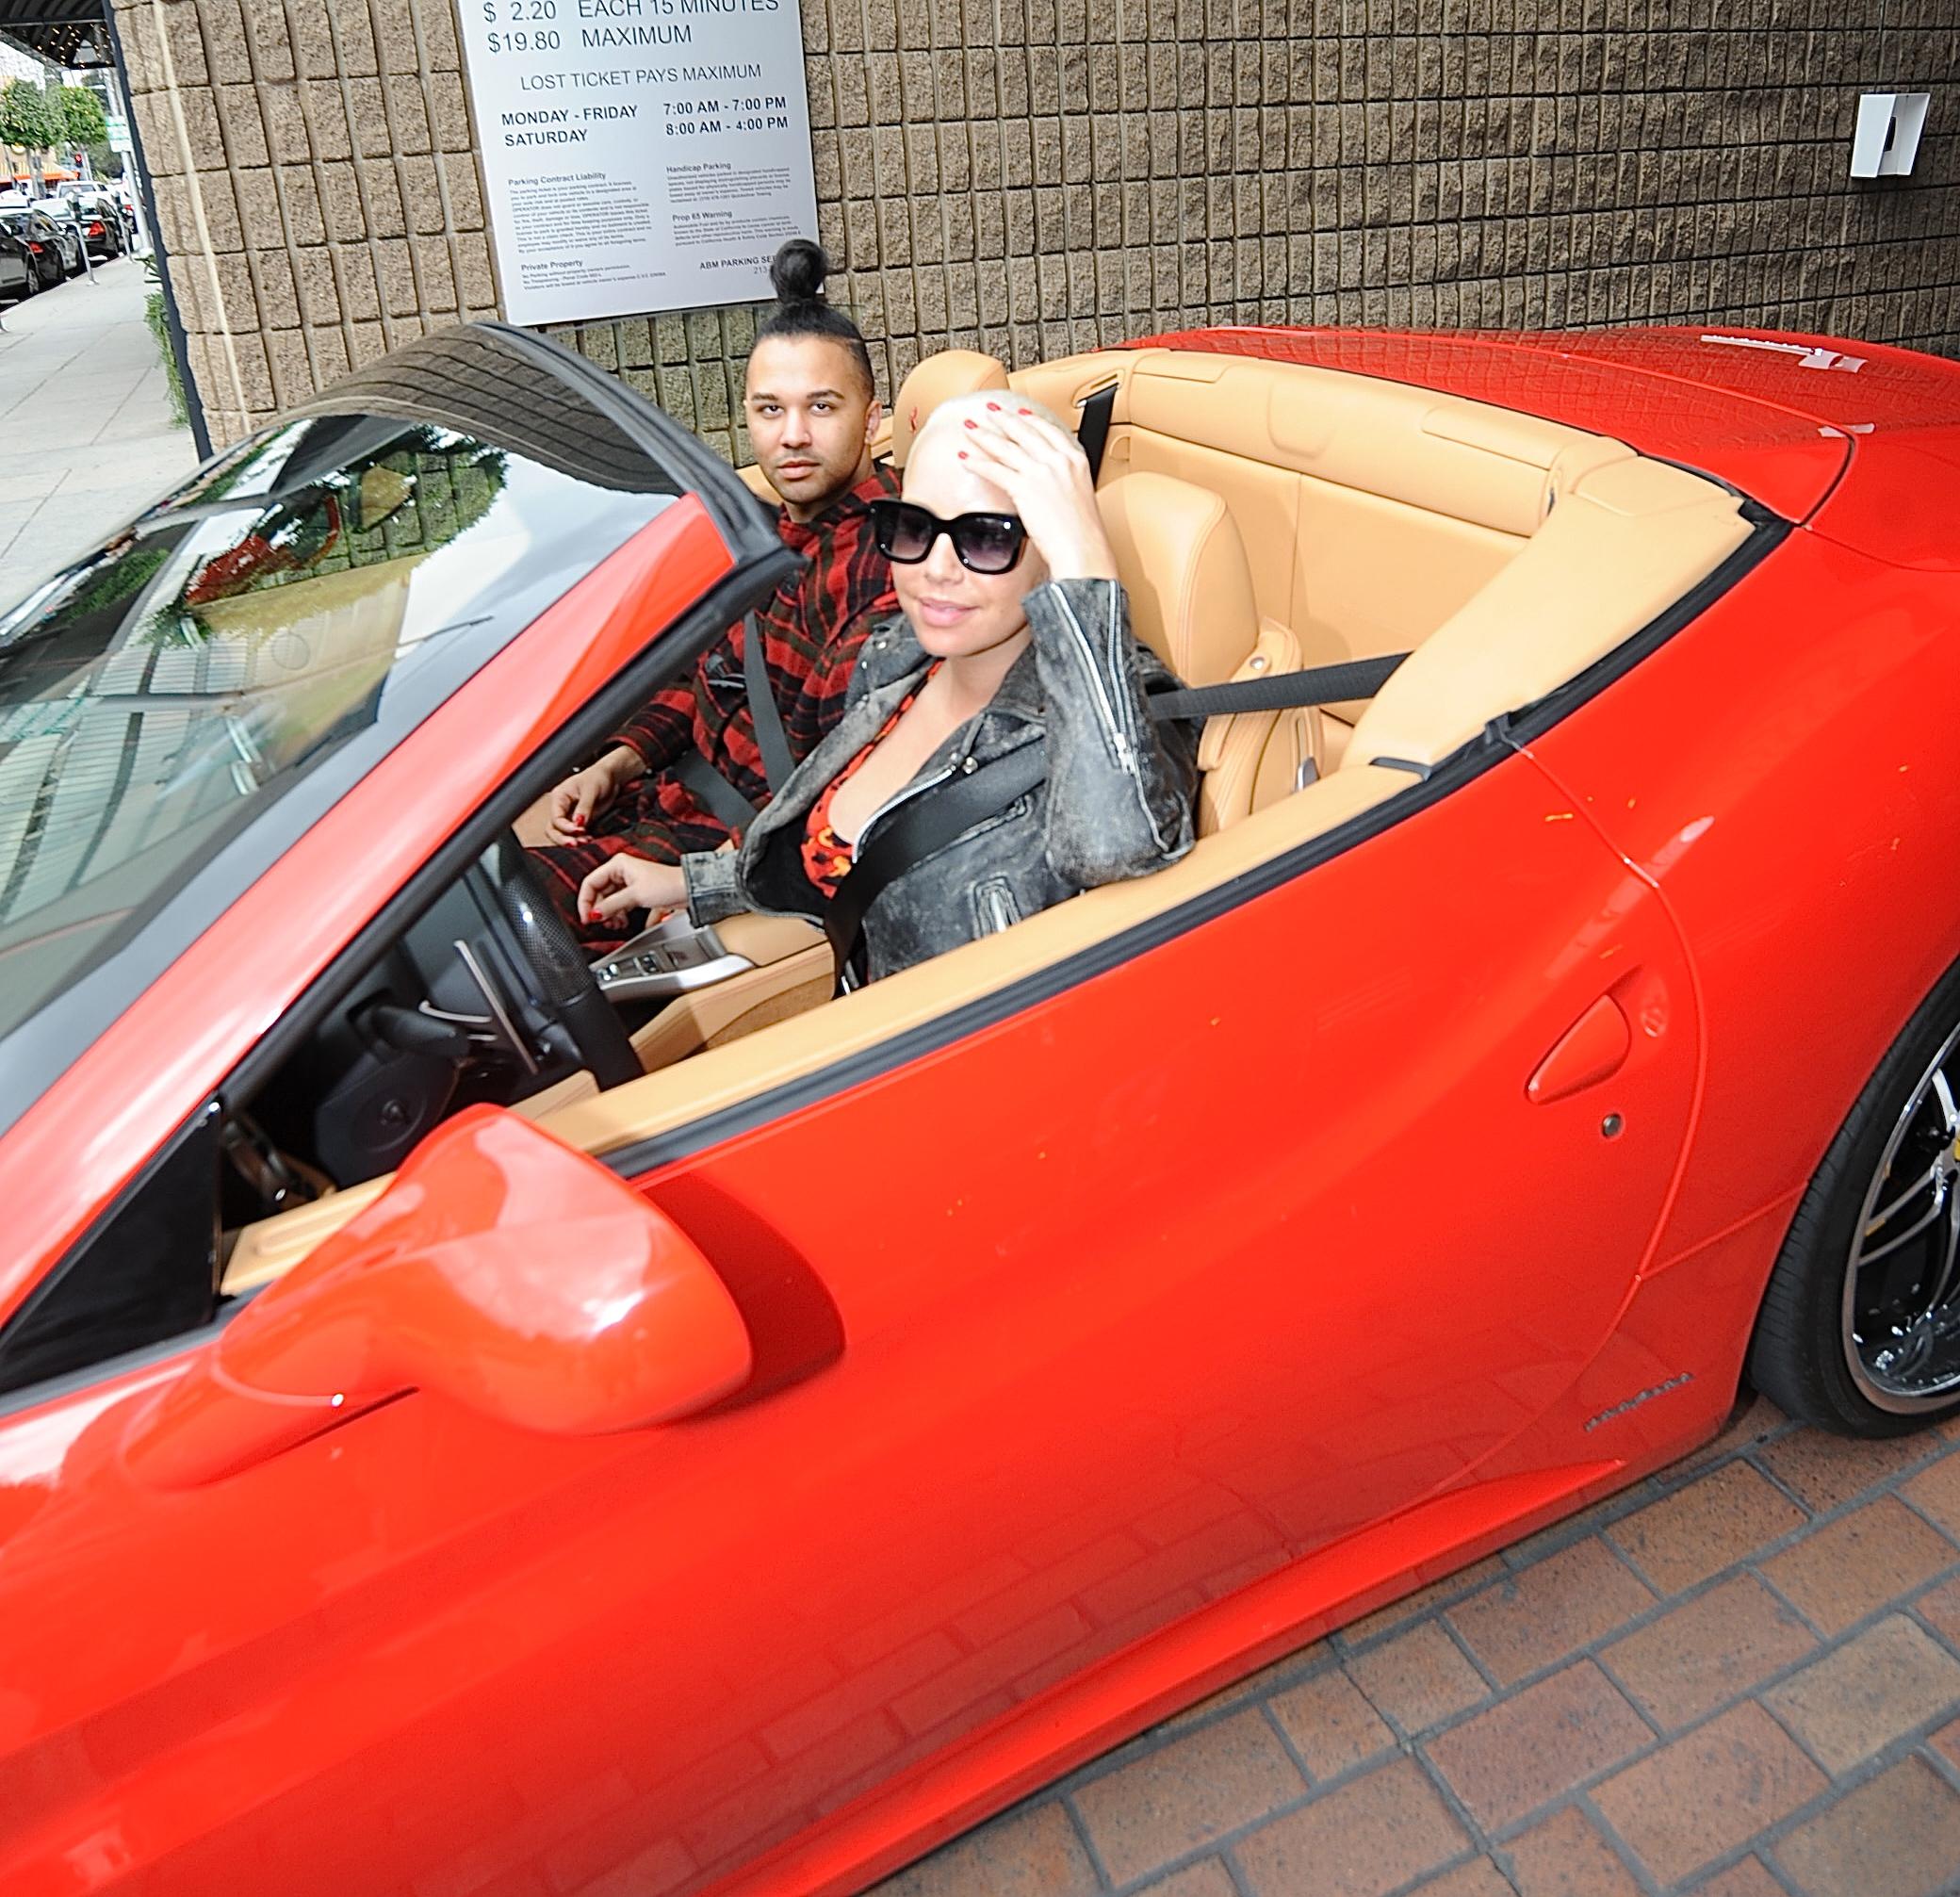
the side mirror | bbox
[125,1105,752,1487]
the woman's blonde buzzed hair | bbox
[907,387,1072,469]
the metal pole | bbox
[96,2,208,459]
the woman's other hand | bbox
[956,405,1119,583]
[543,744,642,844]
[578,854,687,926]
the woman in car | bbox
[576,394,1197,986]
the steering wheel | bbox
[484,835,644,1091]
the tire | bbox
[1749,953,1960,1436]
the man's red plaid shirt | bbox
[530,464,899,937]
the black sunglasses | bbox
[869,499,1028,575]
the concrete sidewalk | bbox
[0,255,198,611]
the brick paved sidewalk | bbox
[876,1401,1960,1897]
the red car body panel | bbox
[4,740,1713,1897]
[4,328,1960,1897]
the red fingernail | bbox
[1018,407,1032,416]
[986,401,1001,410]
[963,417,977,429]
[957,450,968,459]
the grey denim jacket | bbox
[680,578,1198,985]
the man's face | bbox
[744,335,881,520]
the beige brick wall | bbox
[113,0,498,445]
[119,0,1960,456]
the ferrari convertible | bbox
[2,318,1958,1896]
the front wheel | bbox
[1750,954,1960,1435]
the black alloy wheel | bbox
[1750,954,1960,1435]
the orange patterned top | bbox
[800,667,939,899]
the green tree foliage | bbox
[0,78,62,159]
[57,86,107,149]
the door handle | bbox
[1527,993,1631,1104]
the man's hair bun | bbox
[752,236,875,401]
[769,237,830,304]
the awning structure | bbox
[0,0,108,68]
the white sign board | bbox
[457,0,819,327]
[106,115,132,155]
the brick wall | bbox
[111,0,500,445]
[119,0,1960,456]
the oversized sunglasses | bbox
[869,499,1028,575]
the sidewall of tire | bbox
[1749,952,1960,1436]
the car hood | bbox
[1142,324,1960,560]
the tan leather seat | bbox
[1097,472,1318,835]
[885,349,1010,467]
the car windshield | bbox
[0,328,691,1128]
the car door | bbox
[0,725,1699,1897]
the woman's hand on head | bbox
[578,854,687,926]
[955,405,1119,584]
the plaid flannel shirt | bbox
[531,463,900,939]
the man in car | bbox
[526,237,898,945]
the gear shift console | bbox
[590,913,755,1002]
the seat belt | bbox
[1076,382,1117,483]
[824,743,1048,990]
[1144,650,1411,723]
[672,612,791,831]
[673,748,763,832]
[822,651,1412,986]
[742,610,793,789]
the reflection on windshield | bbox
[0,410,670,1051]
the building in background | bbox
[74,0,1960,455]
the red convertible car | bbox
[2,319,1958,1896]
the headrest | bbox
[1096,473,1261,687]
[890,350,1009,468]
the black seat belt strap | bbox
[742,611,793,790]
[669,612,792,831]
[1076,382,1117,483]
[674,748,762,831]
[825,743,1049,989]
[1145,651,1411,723]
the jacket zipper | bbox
[980,881,1020,933]
[1054,585,1135,771]
[851,761,958,864]
[853,711,1042,863]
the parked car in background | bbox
[92,181,139,245]
[0,207,81,285]
[52,191,123,259]
[0,225,35,302]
